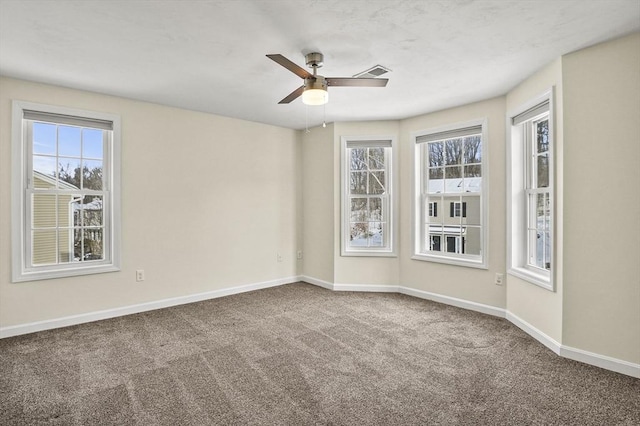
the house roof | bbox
[33,170,79,190]
[1,1,638,130]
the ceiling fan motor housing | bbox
[305,52,324,69]
[305,75,327,90]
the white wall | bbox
[0,77,302,328]
[505,58,564,343]
[561,33,640,363]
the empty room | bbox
[0,0,639,424]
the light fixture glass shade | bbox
[302,88,328,105]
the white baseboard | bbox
[506,311,639,378]
[399,286,507,318]
[334,283,400,292]
[3,274,637,379]
[0,275,302,339]
[560,345,640,378]
[299,275,334,290]
[302,275,638,378]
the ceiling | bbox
[1,0,639,130]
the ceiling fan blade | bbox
[267,54,313,79]
[326,78,388,87]
[278,85,305,104]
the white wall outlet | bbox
[277,253,283,262]
[495,273,504,286]
[136,269,145,282]
[297,250,303,260]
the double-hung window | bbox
[413,120,487,268]
[508,91,554,290]
[341,137,396,256]
[12,101,121,282]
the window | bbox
[508,90,554,290]
[11,101,121,282]
[413,120,487,268]
[341,137,396,256]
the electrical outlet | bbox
[136,269,145,282]
[495,273,504,286]
[277,253,283,262]
[297,250,303,260]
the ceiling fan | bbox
[266,52,389,105]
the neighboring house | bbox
[427,177,482,255]
[32,170,79,265]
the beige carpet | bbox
[1,282,638,425]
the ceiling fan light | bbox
[302,88,328,105]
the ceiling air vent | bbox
[353,65,391,79]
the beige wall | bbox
[505,58,564,343]
[0,77,302,328]
[333,121,401,286]
[399,97,507,308]
[561,33,640,363]
[2,33,639,368]
[301,123,335,283]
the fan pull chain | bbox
[322,103,327,128]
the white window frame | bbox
[507,89,555,291]
[11,101,121,282]
[341,136,397,257]
[412,119,488,269]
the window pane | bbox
[461,196,481,225]
[33,122,56,155]
[58,229,73,263]
[445,166,463,193]
[537,154,549,188]
[350,172,367,194]
[427,197,443,224]
[544,231,551,270]
[350,148,367,170]
[444,196,461,222]
[536,119,549,153]
[83,128,103,159]
[369,171,385,194]
[369,197,382,221]
[428,142,444,167]
[32,193,57,228]
[58,158,82,188]
[33,155,58,187]
[535,231,545,269]
[32,229,57,265]
[428,168,444,193]
[350,198,367,222]
[445,139,462,165]
[368,148,385,169]
[429,234,442,252]
[350,223,368,246]
[82,159,103,190]
[369,222,384,247]
[464,165,482,192]
[536,193,546,231]
[58,126,81,157]
[463,136,482,164]
[57,194,74,228]
[74,228,82,261]
[83,195,103,226]
[464,226,482,255]
[83,228,104,261]
[71,197,82,226]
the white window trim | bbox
[340,135,398,257]
[11,100,122,282]
[507,88,555,291]
[411,119,489,269]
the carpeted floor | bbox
[1,282,638,425]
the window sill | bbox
[341,251,397,258]
[13,263,120,283]
[508,267,554,291]
[411,253,487,269]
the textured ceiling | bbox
[1,0,639,130]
